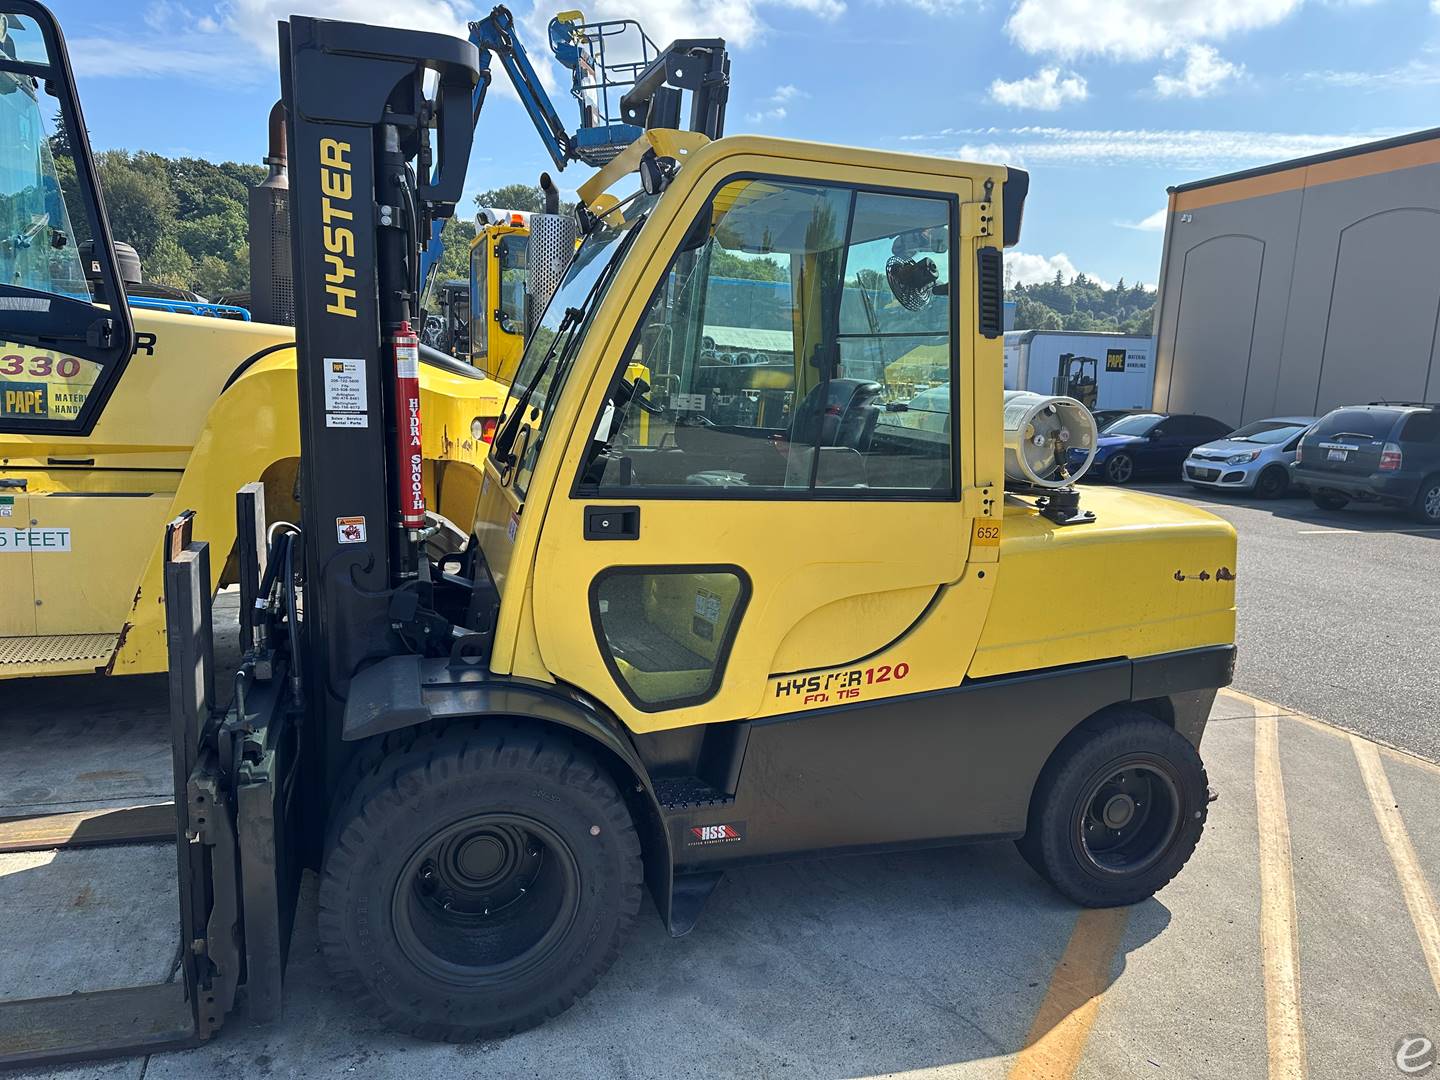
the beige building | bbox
[1151,128,1440,426]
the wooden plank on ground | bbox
[0,803,175,853]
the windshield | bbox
[1228,420,1308,444]
[1104,413,1162,437]
[0,67,91,300]
[494,190,658,497]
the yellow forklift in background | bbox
[0,3,1233,1068]
[0,4,683,679]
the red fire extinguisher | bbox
[392,321,426,529]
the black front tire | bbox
[1311,489,1349,511]
[1104,453,1135,485]
[1017,711,1208,907]
[1413,476,1440,524]
[1254,465,1289,499]
[318,724,643,1041]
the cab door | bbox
[0,4,134,438]
[532,162,990,734]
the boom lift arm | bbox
[419,6,728,286]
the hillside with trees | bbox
[57,133,1155,340]
[1010,271,1156,335]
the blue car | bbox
[1071,412,1232,485]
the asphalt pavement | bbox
[5,687,1439,1080]
[1133,482,1440,763]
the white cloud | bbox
[75,0,842,92]
[1153,45,1244,98]
[1007,251,1111,288]
[1117,208,1169,231]
[570,0,842,52]
[1006,0,1302,61]
[746,84,807,124]
[903,125,1403,170]
[989,67,1088,110]
[223,0,472,55]
[67,36,258,81]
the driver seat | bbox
[790,378,883,452]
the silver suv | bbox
[1182,416,1316,499]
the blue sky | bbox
[47,0,1440,289]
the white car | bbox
[1182,416,1316,498]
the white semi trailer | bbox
[1003,330,1155,411]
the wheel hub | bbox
[394,813,580,982]
[456,834,509,882]
[1076,761,1181,876]
[1102,793,1137,829]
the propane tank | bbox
[1002,390,1097,488]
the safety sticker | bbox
[0,495,12,519]
[692,588,721,641]
[0,527,70,552]
[336,516,367,544]
[971,517,1001,547]
[684,822,744,847]
[324,357,367,428]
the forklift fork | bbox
[0,489,298,1068]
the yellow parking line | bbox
[1255,715,1307,1080]
[1008,906,1129,1080]
[1352,735,1440,998]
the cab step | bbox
[653,776,734,811]
[0,634,119,677]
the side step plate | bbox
[0,980,198,1068]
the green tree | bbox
[431,215,477,284]
[709,247,787,281]
[474,183,575,218]
[93,150,176,262]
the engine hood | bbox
[969,488,1237,678]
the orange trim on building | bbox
[1172,136,1440,212]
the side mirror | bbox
[0,3,133,436]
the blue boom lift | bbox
[420,5,730,284]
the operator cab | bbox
[0,5,133,436]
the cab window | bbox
[496,234,527,335]
[577,177,957,497]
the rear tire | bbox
[1311,489,1349,511]
[1254,465,1289,499]
[1017,711,1208,907]
[1104,453,1135,485]
[1412,476,1440,524]
[318,724,643,1041]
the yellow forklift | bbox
[0,4,1234,1065]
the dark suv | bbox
[1292,403,1440,523]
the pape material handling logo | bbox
[1396,1033,1437,1076]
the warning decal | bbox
[0,527,70,552]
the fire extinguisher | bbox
[392,320,426,530]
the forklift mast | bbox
[278,16,480,762]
